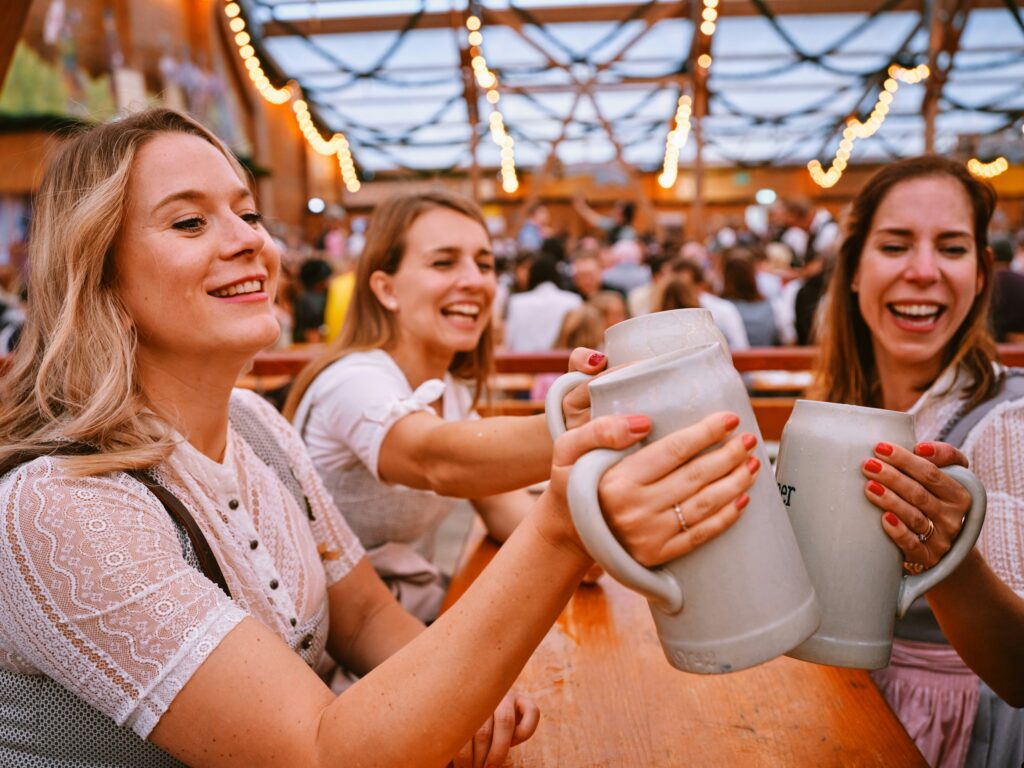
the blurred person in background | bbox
[517,203,551,252]
[570,250,604,300]
[601,238,650,296]
[505,255,583,352]
[573,192,637,245]
[989,237,1024,344]
[670,252,750,350]
[720,249,782,347]
[292,257,332,344]
[589,289,629,330]
[627,248,673,317]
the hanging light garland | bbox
[222,1,359,193]
[808,63,929,189]
[466,14,518,193]
[967,156,1009,179]
[657,94,693,189]
[697,0,718,69]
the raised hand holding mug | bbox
[550,344,820,674]
[776,400,986,669]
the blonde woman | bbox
[284,192,605,620]
[0,108,759,766]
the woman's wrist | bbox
[528,489,593,571]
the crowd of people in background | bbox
[2,190,1024,359]
[272,195,1024,360]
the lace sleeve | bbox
[233,390,366,586]
[962,397,1024,597]
[0,459,247,739]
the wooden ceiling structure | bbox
[246,0,1022,229]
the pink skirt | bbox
[871,639,980,768]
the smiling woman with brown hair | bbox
[812,155,1024,767]
[0,108,759,767]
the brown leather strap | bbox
[0,446,231,598]
[127,470,231,598]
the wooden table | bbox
[442,530,925,767]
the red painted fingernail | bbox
[736,494,750,511]
[747,456,761,474]
[875,442,894,456]
[723,413,740,431]
[587,352,606,367]
[915,442,935,457]
[863,458,883,474]
[868,480,885,496]
[741,432,757,450]
[626,415,651,433]
[884,512,899,527]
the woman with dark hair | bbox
[0,109,759,766]
[720,249,781,347]
[812,155,1024,767]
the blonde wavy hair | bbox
[0,108,250,476]
[284,190,494,418]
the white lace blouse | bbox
[909,365,1024,596]
[0,390,365,742]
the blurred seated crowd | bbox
[1,194,1023,359]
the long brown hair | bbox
[0,108,248,476]
[284,190,494,417]
[720,248,764,302]
[811,155,998,411]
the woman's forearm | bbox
[318,499,590,765]
[380,413,553,497]
[927,548,1024,706]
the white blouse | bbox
[0,389,364,740]
[293,349,477,557]
[909,365,1024,596]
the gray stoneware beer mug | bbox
[777,400,986,669]
[545,308,728,434]
[604,307,729,365]
[548,344,821,674]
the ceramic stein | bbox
[776,400,987,669]
[554,344,821,674]
[545,308,728,439]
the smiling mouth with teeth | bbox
[888,303,945,324]
[442,303,481,319]
[209,279,264,298]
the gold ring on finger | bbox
[903,561,925,575]
[673,502,687,533]
[917,517,935,543]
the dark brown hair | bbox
[720,249,763,302]
[811,155,998,410]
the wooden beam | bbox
[922,0,971,153]
[0,0,32,88]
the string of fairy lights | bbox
[808,63,930,188]
[223,1,360,193]
[221,3,1015,196]
[466,14,519,194]
[657,0,716,189]
[657,95,692,189]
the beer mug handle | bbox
[545,371,594,439]
[897,465,987,617]
[567,447,685,614]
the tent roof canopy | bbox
[247,0,1024,175]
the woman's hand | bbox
[596,412,759,567]
[541,410,758,567]
[560,347,609,430]
[450,690,539,768]
[861,441,972,572]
